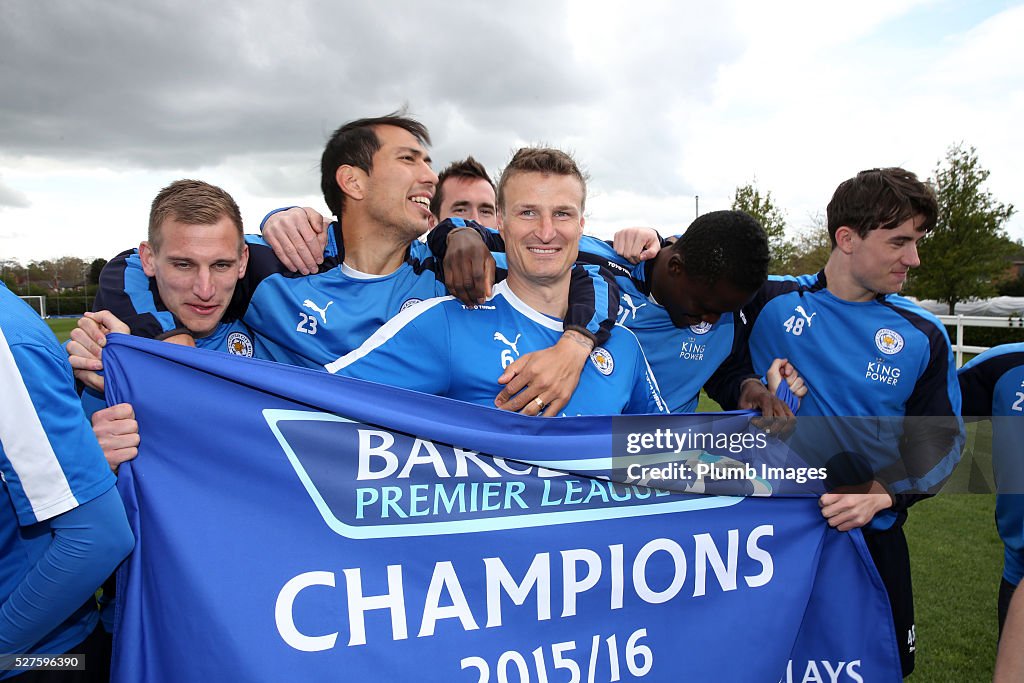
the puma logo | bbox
[619,293,647,322]
[303,299,334,324]
[794,305,817,326]
[493,332,521,357]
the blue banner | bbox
[103,335,901,682]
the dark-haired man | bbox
[737,167,964,676]
[263,156,498,274]
[430,156,497,228]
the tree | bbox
[28,257,88,291]
[731,181,793,269]
[88,258,107,285]
[0,259,19,290]
[777,212,832,276]
[910,144,1017,314]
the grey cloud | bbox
[0,180,30,209]
[236,153,322,199]
[1,0,747,198]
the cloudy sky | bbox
[1,0,1021,263]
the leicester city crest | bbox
[400,298,423,312]
[689,321,713,335]
[227,332,254,357]
[874,328,904,355]
[589,347,614,375]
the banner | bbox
[103,335,901,682]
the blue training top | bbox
[736,271,964,530]
[0,282,126,664]
[959,343,1024,585]
[327,281,667,416]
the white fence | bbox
[937,314,1024,367]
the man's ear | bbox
[139,241,157,277]
[496,209,505,238]
[834,226,857,255]
[336,165,367,201]
[665,248,685,276]
[237,243,249,279]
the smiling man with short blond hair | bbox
[327,147,666,417]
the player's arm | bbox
[93,249,186,340]
[885,331,964,497]
[957,351,1004,419]
[704,343,760,411]
[432,221,622,342]
[324,298,452,396]
[0,339,134,654]
[707,347,800,421]
[702,292,778,412]
[259,206,336,274]
[428,218,505,304]
[0,488,133,655]
[611,227,663,263]
[995,585,1024,682]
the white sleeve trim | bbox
[0,327,77,523]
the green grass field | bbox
[51,316,1004,678]
[908,495,1000,680]
[46,317,79,343]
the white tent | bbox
[907,296,1024,317]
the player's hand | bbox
[494,330,593,417]
[612,227,661,263]
[91,403,140,474]
[741,358,805,438]
[819,481,894,531]
[766,358,806,400]
[263,207,330,274]
[67,310,130,392]
[163,333,197,347]
[444,229,495,305]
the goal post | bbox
[19,295,46,318]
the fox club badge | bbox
[589,347,614,375]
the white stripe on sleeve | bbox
[0,326,77,522]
